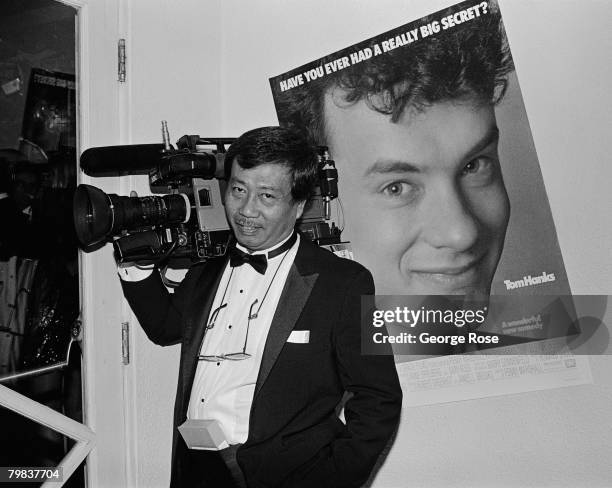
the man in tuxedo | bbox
[120,126,402,487]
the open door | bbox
[0,0,128,485]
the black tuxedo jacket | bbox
[121,236,402,487]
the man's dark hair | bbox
[224,126,318,202]
[274,2,514,144]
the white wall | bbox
[117,1,612,486]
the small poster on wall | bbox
[21,68,76,155]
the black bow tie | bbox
[228,232,298,274]
[229,247,268,274]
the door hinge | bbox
[121,321,130,365]
[118,39,126,82]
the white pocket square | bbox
[287,330,310,343]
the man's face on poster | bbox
[323,95,510,296]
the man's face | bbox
[324,96,510,296]
[224,160,305,252]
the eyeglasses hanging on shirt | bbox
[198,236,294,362]
[199,299,259,361]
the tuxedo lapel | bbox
[254,241,319,398]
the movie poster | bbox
[269,0,575,346]
[21,68,76,154]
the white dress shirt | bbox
[186,232,299,444]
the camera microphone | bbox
[80,144,166,176]
[80,144,226,181]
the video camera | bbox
[73,122,342,268]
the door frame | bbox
[0,0,129,486]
